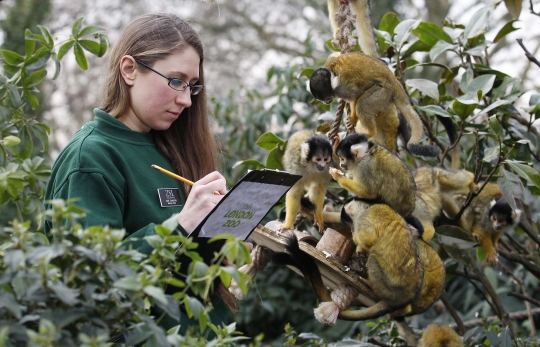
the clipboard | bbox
[188,169,302,241]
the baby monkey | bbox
[280,130,333,233]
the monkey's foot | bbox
[277,224,294,233]
[484,252,498,266]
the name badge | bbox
[157,188,182,207]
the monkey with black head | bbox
[309,52,440,157]
[279,129,333,234]
[330,133,416,218]
[454,182,522,265]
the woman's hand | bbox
[177,171,227,233]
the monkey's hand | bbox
[277,224,294,233]
[484,251,498,266]
[329,167,345,180]
[314,212,325,234]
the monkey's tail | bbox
[436,115,460,171]
[272,233,332,302]
[395,94,440,157]
[338,300,409,321]
[350,0,379,58]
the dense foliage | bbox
[1,1,540,346]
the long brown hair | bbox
[102,13,217,196]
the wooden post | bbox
[316,227,355,265]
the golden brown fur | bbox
[420,323,463,347]
[280,130,333,233]
[310,53,439,157]
[413,167,477,242]
[391,238,445,318]
[338,199,424,321]
[455,183,522,265]
[331,134,416,217]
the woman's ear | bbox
[119,55,137,86]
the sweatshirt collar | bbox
[92,108,156,145]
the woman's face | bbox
[118,47,200,132]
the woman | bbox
[45,13,235,336]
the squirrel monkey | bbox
[274,198,424,321]
[280,130,333,234]
[420,323,463,347]
[454,183,522,265]
[309,52,440,157]
[413,167,478,242]
[330,134,416,218]
[327,0,379,58]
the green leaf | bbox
[488,116,503,137]
[406,78,439,102]
[25,69,47,87]
[452,99,477,120]
[493,20,520,43]
[26,92,40,110]
[72,17,85,39]
[18,127,33,159]
[402,40,432,57]
[467,100,511,122]
[378,12,400,35]
[144,285,168,305]
[57,40,75,60]
[52,53,61,80]
[114,276,143,291]
[31,123,50,152]
[415,105,451,118]
[37,25,54,48]
[266,147,284,170]
[25,30,36,57]
[78,39,101,56]
[256,131,285,150]
[24,32,49,47]
[394,19,420,51]
[1,50,24,66]
[184,296,204,318]
[297,67,314,79]
[429,40,458,61]
[412,22,452,47]
[483,146,500,162]
[504,0,522,19]
[464,6,490,39]
[98,34,108,57]
[25,46,51,70]
[7,84,21,107]
[498,169,523,210]
[73,43,88,70]
[49,281,79,305]
[436,225,476,247]
[78,25,106,38]
[506,160,540,189]
[468,74,496,98]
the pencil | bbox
[151,164,194,186]
[151,164,221,195]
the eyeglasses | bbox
[134,59,204,95]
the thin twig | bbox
[440,291,467,335]
[507,291,540,308]
[517,39,540,68]
[449,308,540,329]
[499,249,540,279]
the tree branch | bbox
[507,291,540,308]
[517,39,540,68]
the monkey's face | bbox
[312,155,332,171]
[490,213,509,231]
[338,156,350,171]
[309,68,335,104]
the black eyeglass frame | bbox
[134,59,204,95]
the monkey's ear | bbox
[350,143,369,160]
[490,199,497,208]
[300,142,310,160]
[331,73,340,90]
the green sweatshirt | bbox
[45,108,228,336]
